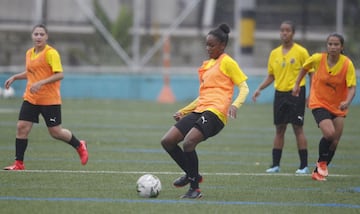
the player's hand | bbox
[30,82,42,93]
[252,90,260,102]
[339,101,349,111]
[228,105,238,119]
[292,85,300,97]
[4,77,14,89]
[173,112,183,121]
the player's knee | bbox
[183,141,196,152]
[160,136,173,151]
[323,130,336,142]
[16,121,31,138]
[48,127,63,140]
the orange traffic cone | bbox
[157,74,175,103]
[157,36,175,103]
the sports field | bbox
[1,98,359,214]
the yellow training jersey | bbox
[268,43,309,91]
[24,45,63,105]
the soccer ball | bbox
[136,174,161,198]
[3,87,15,99]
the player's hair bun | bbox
[219,23,230,34]
[208,23,230,45]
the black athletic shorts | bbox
[19,101,62,127]
[312,108,340,125]
[273,86,306,126]
[175,111,224,140]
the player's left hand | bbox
[30,82,42,93]
[173,112,183,121]
[228,105,238,119]
[339,101,349,111]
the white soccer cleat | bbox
[295,167,309,174]
[266,166,280,173]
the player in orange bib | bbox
[3,24,88,170]
[161,24,249,199]
[293,33,356,181]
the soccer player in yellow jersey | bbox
[252,21,309,174]
[293,33,356,181]
[161,24,249,199]
[3,24,88,170]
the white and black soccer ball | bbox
[136,174,161,198]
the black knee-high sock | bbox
[68,134,80,149]
[15,138,28,161]
[298,149,308,169]
[327,150,336,166]
[318,137,331,162]
[272,148,282,167]
[184,151,199,189]
[165,145,188,174]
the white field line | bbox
[2,169,357,178]
[0,108,17,113]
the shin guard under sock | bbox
[166,146,188,174]
[272,148,282,167]
[327,150,336,165]
[318,137,331,162]
[15,138,28,161]
[184,151,199,189]
[298,149,308,169]
[68,134,80,149]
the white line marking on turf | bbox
[0,108,18,113]
[2,169,356,177]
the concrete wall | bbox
[0,73,359,105]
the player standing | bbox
[252,21,310,174]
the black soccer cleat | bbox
[180,188,203,199]
[173,174,203,188]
